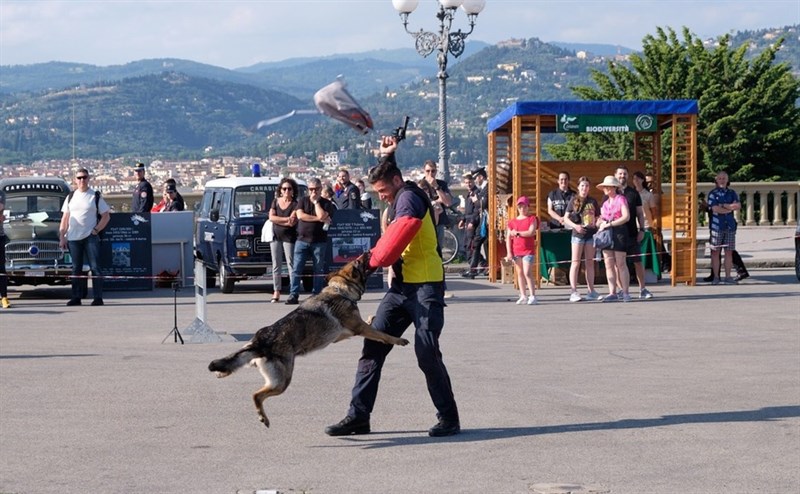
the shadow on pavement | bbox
[324,405,800,449]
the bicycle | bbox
[440,206,465,265]
[441,227,459,265]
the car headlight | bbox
[235,238,250,249]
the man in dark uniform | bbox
[131,162,154,213]
[463,168,489,278]
[459,172,478,277]
[0,187,9,308]
[325,135,460,438]
[333,168,362,210]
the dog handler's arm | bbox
[368,216,421,269]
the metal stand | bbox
[162,281,184,344]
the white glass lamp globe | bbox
[392,0,419,13]
[461,0,486,14]
[440,0,464,9]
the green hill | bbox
[1,26,796,166]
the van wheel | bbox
[206,268,217,289]
[218,267,235,293]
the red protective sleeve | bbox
[369,215,422,268]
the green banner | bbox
[557,114,657,133]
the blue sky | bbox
[1,0,798,69]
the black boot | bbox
[429,418,460,437]
[325,416,370,436]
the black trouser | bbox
[0,237,7,298]
[469,234,487,271]
[347,281,459,422]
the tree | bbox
[550,27,800,181]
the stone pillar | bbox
[774,190,785,225]
[745,191,757,226]
[788,191,797,226]
[758,191,770,226]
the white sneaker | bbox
[515,296,526,305]
[569,292,582,303]
[527,295,537,305]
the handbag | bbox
[593,227,612,250]
[261,219,275,243]
[478,210,488,238]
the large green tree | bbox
[549,27,800,181]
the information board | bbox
[99,212,153,291]
[328,209,383,290]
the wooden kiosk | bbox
[485,100,699,286]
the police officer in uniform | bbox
[333,168,361,210]
[131,162,154,213]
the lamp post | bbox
[392,0,486,185]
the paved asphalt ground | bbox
[1,227,798,494]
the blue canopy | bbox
[487,100,699,133]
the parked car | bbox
[1,177,73,286]
[194,177,310,293]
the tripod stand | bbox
[162,281,184,344]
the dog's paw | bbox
[396,338,410,346]
[258,413,270,428]
[366,315,375,325]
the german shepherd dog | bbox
[208,252,408,427]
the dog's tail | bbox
[208,344,259,377]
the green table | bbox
[538,230,660,280]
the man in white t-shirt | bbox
[59,168,111,306]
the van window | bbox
[233,186,276,218]
[200,189,216,218]
[218,189,232,220]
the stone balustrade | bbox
[102,181,799,227]
[662,181,798,226]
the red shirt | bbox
[508,215,539,256]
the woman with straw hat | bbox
[596,175,631,302]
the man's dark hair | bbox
[558,170,570,180]
[368,156,402,185]
[76,167,90,177]
[165,178,177,186]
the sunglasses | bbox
[281,187,292,191]
[75,176,88,180]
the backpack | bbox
[68,190,104,237]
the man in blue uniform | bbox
[131,162,154,213]
[334,168,362,210]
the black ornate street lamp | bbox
[392,0,486,184]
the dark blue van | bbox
[194,177,308,293]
